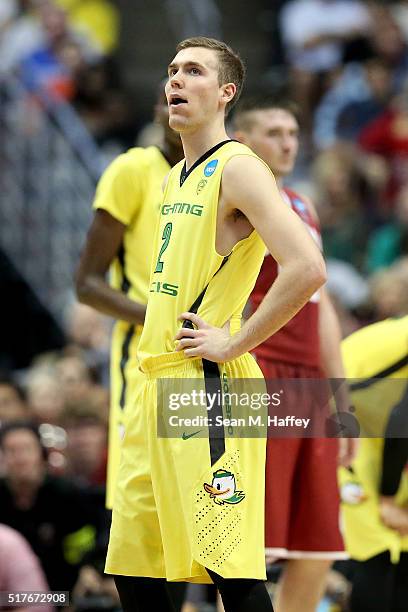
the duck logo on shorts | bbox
[340,481,367,505]
[204,469,245,505]
[204,159,218,177]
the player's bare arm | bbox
[176,155,326,361]
[299,197,349,400]
[303,195,357,463]
[75,209,146,324]
[319,287,358,465]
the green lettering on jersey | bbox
[161,203,203,217]
[149,281,179,297]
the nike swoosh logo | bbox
[182,430,202,440]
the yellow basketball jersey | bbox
[93,146,171,308]
[137,141,267,366]
[92,146,171,509]
[342,316,408,379]
[340,316,408,562]
[342,316,408,437]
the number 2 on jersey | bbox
[154,222,172,273]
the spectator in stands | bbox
[19,0,100,101]
[336,55,393,144]
[25,366,65,425]
[61,393,108,488]
[314,42,394,149]
[164,0,221,40]
[359,78,408,211]
[312,143,373,270]
[369,257,408,320]
[64,301,111,386]
[324,258,370,334]
[279,0,372,135]
[0,421,106,592]
[392,0,408,43]
[0,0,44,76]
[0,0,17,34]
[54,0,119,55]
[73,58,138,151]
[55,352,94,402]
[65,301,111,353]
[0,523,54,612]
[0,373,28,426]
[366,185,408,273]
[369,4,408,92]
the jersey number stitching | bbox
[154,222,173,273]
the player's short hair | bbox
[233,92,300,132]
[176,37,245,115]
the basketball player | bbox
[105,37,326,612]
[76,91,184,509]
[340,316,408,612]
[234,94,350,612]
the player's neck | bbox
[181,119,229,171]
[162,141,184,167]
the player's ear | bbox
[221,82,236,107]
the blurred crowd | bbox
[270,0,408,337]
[1,1,408,611]
[0,0,138,149]
[0,300,116,610]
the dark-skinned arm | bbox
[75,209,146,325]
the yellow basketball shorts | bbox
[105,351,267,583]
[106,321,144,510]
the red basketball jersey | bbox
[250,188,322,367]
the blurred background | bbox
[1,1,408,611]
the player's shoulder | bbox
[117,145,167,167]
[343,316,408,373]
[100,146,166,183]
[222,144,273,180]
[116,145,163,167]
[220,150,275,212]
[359,316,408,341]
[346,316,408,343]
[223,140,260,161]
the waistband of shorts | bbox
[140,352,204,378]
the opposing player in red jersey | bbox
[234,95,354,612]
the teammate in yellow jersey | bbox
[76,90,184,510]
[105,37,326,612]
[340,316,408,611]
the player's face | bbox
[165,47,225,133]
[238,109,299,178]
